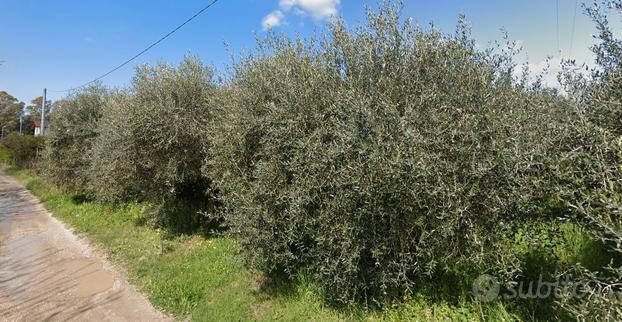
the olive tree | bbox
[44,84,107,192]
[90,56,217,230]
[557,1,622,319]
[206,4,595,304]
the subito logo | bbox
[472,274,500,302]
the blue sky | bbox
[0,0,615,103]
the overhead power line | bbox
[50,0,220,93]
[555,0,561,54]
[570,0,578,55]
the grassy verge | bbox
[10,167,592,321]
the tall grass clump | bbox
[43,84,108,192]
[89,56,218,231]
[206,3,605,305]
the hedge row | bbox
[205,9,619,304]
[43,2,621,312]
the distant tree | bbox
[0,91,24,136]
[26,96,52,117]
[0,91,19,105]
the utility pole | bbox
[41,88,46,136]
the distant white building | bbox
[34,119,42,136]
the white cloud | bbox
[260,0,340,31]
[279,0,340,20]
[261,10,285,30]
[514,57,565,90]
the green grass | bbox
[8,167,607,321]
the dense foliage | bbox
[582,0,622,135]
[557,1,622,319]
[43,84,107,192]
[2,133,44,167]
[36,1,622,318]
[206,6,615,305]
[88,56,217,229]
[0,91,24,134]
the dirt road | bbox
[0,172,169,321]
